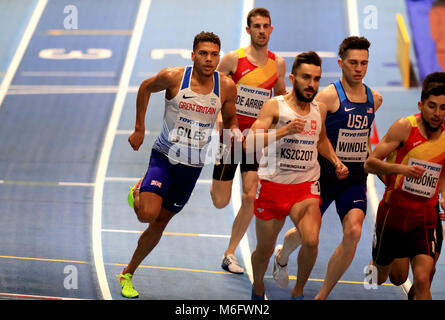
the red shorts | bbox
[372,201,438,266]
[254,179,321,221]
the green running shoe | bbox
[118,273,139,298]
[128,179,142,208]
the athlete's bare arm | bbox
[317,101,348,179]
[128,67,183,151]
[315,84,340,113]
[273,55,287,96]
[246,98,278,151]
[216,50,238,76]
[219,75,243,142]
[215,51,239,131]
[364,118,425,178]
[367,89,383,163]
[372,89,383,111]
[245,98,306,151]
[366,89,383,169]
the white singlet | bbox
[259,95,321,184]
[153,66,222,167]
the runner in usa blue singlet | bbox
[318,79,375,220]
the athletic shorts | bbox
[372,201,438,266]
[319,178,367,222]
[212,139,259,181]
[140,149,202,213]
[254,179,321,221]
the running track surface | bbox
[0,0,443,301]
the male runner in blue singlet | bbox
[273,36,383,299]
[118,32,242,298]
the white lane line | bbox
[0,180,94,187]
[235,0,255,290]
[286,71,341,78]
[58,182,95,187]
[346,0,360,36]
[7,85,120,94]
[0,0,48,110]
[102,228,230,238]
[105,177,140,182]
[21,71,116,77]
[232,166,253,284]
[104,177,212,184]
[92,0,151,301]
[239,0,254,47]
[7,84,417,95]
[115,129,150,135]
[277,51,337,58]
[6,84,140,95]
[197,179,212,184]
[0,292,87,300]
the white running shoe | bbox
[221,254,244,274]
[273,244,289,288]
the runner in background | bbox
[210,7,286,274]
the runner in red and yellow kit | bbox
[365,72,445,299]
[210,8,286,274]
[230,47,281,131]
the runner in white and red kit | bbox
[246,51,348,300]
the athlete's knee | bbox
[151,210,174,230]
[343,223,363,245]
[241,189,256,206]
[210,184,231,209]
[210,190,230,209]
[261,247,275,261]
[389,272,408,286]
[413,270,432,288]
[136,205,159,223]
[254,243,275,260]
[301,234,319,249]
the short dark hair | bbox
[193,32,221,51]
[247,7,271,27]
[338,36,371,59]
[421,72,445,102]
[291,51,322,75]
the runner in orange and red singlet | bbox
[210,8,286,275]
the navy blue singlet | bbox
[319,80,375,182]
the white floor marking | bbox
[92,0,152,300]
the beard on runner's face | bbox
[293,81,317,103]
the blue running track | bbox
[0,0,442,302]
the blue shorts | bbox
[140,149,203,213]
[320,178,367,222]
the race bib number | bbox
[402,158,442,198]
[311,181,321,195]
[278,137,316,171]
[170,115,212,149]
[336,128,369,162]
[235,84,271,118]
